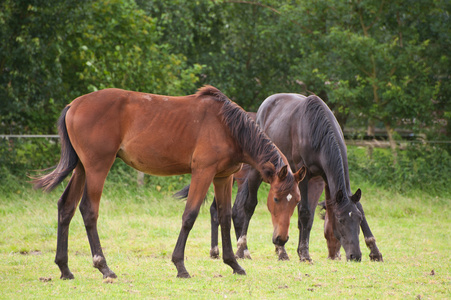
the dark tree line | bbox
[1,0,449,151]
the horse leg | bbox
[55,164,86,279]
[297,176,313,261]
[214,176,246,275]
[210,198,220,259]
[233,168,262,259]
[356,202,383,261]
[172,172,213,278]
[324,209,341,260]
[79,168,116,279]
[231,183,250,259]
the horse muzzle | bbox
[272,235,289,246]
[346,252,362,262]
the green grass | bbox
[1,179,450,299]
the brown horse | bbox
[232,93,383,262]
[33,86,306,279]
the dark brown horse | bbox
[33,86,306,279]
[232,93,383,262]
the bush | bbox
[0,138,60,191]
[347,144,451,196]
[2,138,450,198]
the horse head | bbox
[264,164,306,247]
[330,188,363,261]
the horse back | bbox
[256,93,346,177]
[65,88,240,176]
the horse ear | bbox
[261,162,276,182]
[351,188,361,203]
[277,165,288,181]
[294,166,307,183]
[336,190,344,204]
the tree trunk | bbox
[384,123,398,165]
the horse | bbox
[32,86,307,279]
[232,93,383,262]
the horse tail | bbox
[233,178,249,210]
[173,184,191,199]
[173,183,210,205]
[318,201,326,220]
[32,106,79,192]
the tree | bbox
[285,0,444,159]
[0,0,202,134]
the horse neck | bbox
[241,147,285,181]
[323,145,352,204]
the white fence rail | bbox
[1,135,449,145]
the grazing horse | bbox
[33,86,306,279]
[232,93,383,262]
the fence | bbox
[2,134,449,185]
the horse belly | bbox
[118,136,194,176]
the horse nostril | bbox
[273,235,288,246]
[349,254,362,262]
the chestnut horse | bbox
[33,86,306,279]
[232,93,383,262]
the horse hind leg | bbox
[79,169,116,279]
[172,171,215,278]
[210,198,220,259]
[214,176,245,275]
[55,165,86,279]
[233,169,261,259]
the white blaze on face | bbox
[349,212,352,217]
[287,194,292,202]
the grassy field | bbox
[1,178,450,299]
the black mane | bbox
[304,95,348,199]
[197,86,294,189]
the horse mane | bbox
[304,95,348,202]
[196,86,294,189]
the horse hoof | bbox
[278,254,290,261]
[60,271,75,280]
[177,272,191,279]
[103,271,117,279]
[299,256,312,262]
[210,247,220,259]
[243,250,252,260]
[60,272,74,280]
[370,253,383,262]
[233,268,246,275]
[235,250,244,259]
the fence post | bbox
[137,171,145,186]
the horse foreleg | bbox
[214,176,246,275]
[172,173,212,278]
[55,166,85,279]
[79,171,116,279]
[209,198,220,259]
[356,202,383,262]
[297,177,313,261]
[233,169,261,259]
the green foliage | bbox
[0,138,60,191]
[348,145,451,196]
[63,0,202,98]
[0,0,202,135]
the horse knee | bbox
[57,198,77,226]
[79,201,98,228]
[182,209,199,231]
[298,207,311,226]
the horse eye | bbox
[273,197,279,203]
